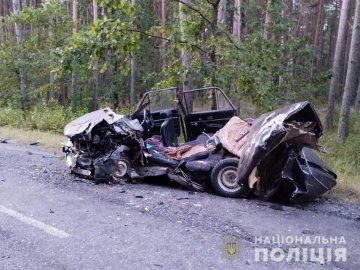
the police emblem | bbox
[227,242,237,255]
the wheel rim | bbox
[117,160,129,177]
[218,166,241,192]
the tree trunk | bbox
[327,1,340,67]
[93,0,98,21]
[354,84,360,112]
[313,0,324,47]
[209,1,221,110]
[179,0,194,112]
[161,0,166,34]
[0,0,4,44]
[92,0,99,110]
[72,0,78,34]
[210,0,220,86]
[230,0,242,112]
[129,0,137,106]
[71,0,78,110]
[49,69,56,101]
[286,0,296,89]
[217,0,227,24]
[130,55,137,106]
[341,16,352,95]
[233,0,242,41]
[279,0,285,95]
[161,0,167,68]
[313,0,325,71]
[338,0,360,143]
[12,0,29,110]
[325,0,350,129]
[263,0,274,40]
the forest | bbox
[0,0,359,199]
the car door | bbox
[182,87,237,141]
[133,88,181,139]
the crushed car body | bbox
[63,87,336,203]
[215,102,337,202]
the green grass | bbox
[319,114,360,204]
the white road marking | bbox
[0,205,70,239]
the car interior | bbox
[133,87,237,145]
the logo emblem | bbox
[227,242,237,255]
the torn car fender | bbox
[234,102,323,187]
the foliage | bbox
[320,112,360,180]
[147,0,330,111]
[0,0,335,113]
[0,102,85,133]
[0,0,71,108]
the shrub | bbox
[0,103,85,133]
[0,107,25,128]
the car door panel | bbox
[186,110,235,140]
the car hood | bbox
[64,108,124,138]
[64,107,144,140]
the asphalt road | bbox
[0,142,359,270]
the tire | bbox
[210,158,250,198]
[112,157,131,181]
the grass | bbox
[319,119,360,205]
[328,181,360,205]
[0,126,65,150]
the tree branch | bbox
[220,30,241,50]
[206,0,221,6]
[120,28,211,55]
[172,0,212,26]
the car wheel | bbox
[210,158,249,198]
[113,157,131,180]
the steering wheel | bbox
[141,109,154,132]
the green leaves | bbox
[58,1,139,72]
[0,0,71,108]
[0,0,331,115]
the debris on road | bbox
[30,142,40,146]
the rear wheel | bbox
[210,158,249,198]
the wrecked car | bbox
[63,87,336,203]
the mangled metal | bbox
[63,108,144,182]
[215,101,336,202]
[63,88,336,203]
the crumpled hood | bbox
[64,108,123,138]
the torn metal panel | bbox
[64,108,123,138]
[235,102,322,186]
[215,116,251,157]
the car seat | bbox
[160,109,178,147]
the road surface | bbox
[0,142,359,269]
